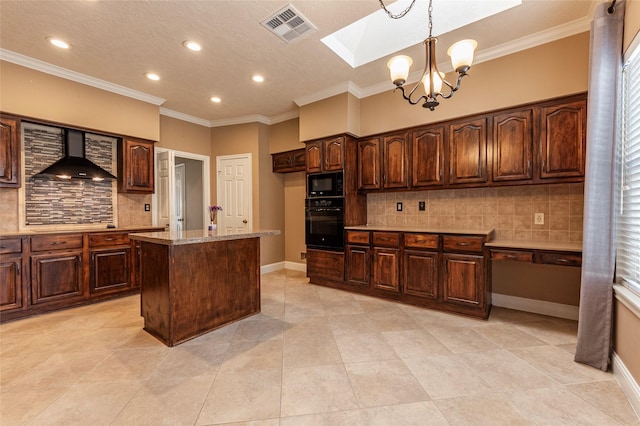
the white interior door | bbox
[174,163,186,232]
[217,154,252,233]
[156,150,172,230]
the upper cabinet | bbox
[448,117,489,186]
[382,132,409,189]
[272,148,305,173]
[540,99,586,180]
[357,137,381,190]
[118,137,155,193]
[305,136,344,173]
[412,126,445,188]
[492,108,534,183]
[0,115,21,188]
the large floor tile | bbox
[281,364,358,417]
[0,387,68,425]
[150,341,228,379]
[218,339,283,373]
[474,323,548,348]
[566,380,640,425]
[358,401,450,426]
[78,347,168,384]
[280,410,365,426]
[381,329,451,359]
[334,332,399,363]
[327,313,381,336]
[283,334,343,368]
[427,325,500,353]
[434,393,533,425]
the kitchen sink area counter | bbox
[130,229,280,346]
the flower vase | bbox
[208,211,217,231]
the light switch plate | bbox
[418,201,426,211]
[534,213,544,225]
[144,204,150,212]
[397,202,403,212]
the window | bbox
[617,42,640,295]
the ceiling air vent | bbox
[261,4,317,43]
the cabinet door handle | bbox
[505,255,518,260]
[104,238,116,241]
[16,263,20,275]
[527,160,531,174]
[51,241,67,246]
[457,242,470,247]
[556,258,570,263]
[414,239,426,243]
[0,245,6,249]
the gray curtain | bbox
[575,0,625,371]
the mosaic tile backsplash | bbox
[367,183,584,242]
[24,123,117,226]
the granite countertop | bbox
[1,226,165,237]
[345,225,495,239]
[485,239,583,252]
[129,229,281,246]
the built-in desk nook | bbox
[130,228,280,346]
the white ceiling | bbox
[0,1,601,127]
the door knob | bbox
[243,219,248,224]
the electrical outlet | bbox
[300,252,306,260]
[396,202,403,212]
[534,213,545,225]
[144,204,150,212]
[418,201,426,211]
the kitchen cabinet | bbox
[403,233,440,301]
[132,239,142,288]
[382,132,409,189]
[412,126,445,188]
[0,237,25,312]
[0,115,21,188]
[305,136,345,173]
[306,248,344,288]
[540,99,586,180]
[492,109,534,182]
[118,137,155,193]
[272,148,305,173]
[357,137,381,190]
[345,231,370,288]
[448,117,489,186]
[89,232,131,295]
[371,232,400,293]
[442,235,486,309]
[30,234,84,306]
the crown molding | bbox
[269,110,300,125]
[210,114,271,128]
[294,80,363,107]
[0,49,166,106]
[159,108,211,127]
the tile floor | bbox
[1,269,638,425]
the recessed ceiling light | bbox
[47,37,70,49]
[210,96,221,103]
[145,73,160,81]
[252,75,264,83]
[183,40,201,51]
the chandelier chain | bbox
[377,0,417,19]
[428,0,433,37]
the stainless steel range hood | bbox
[35,128,117,181]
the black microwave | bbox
[307,171,344,197]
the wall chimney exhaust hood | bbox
[35,128,117,181]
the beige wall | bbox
[0,61,159,141]
[270,118,302,153]
[210,123,285,266]
[615,300,640,383]
[284,172,306,264]
[624,0,640,54]
[299,93,353,141]
[158,115,211,156]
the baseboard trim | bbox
[613,352,640,420]
[284,261,307,272]
[260,261,285,274]
[492,293,579,320]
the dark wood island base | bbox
[130,229,279,346]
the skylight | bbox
[321,0,522,68]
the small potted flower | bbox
[208,205,222,230]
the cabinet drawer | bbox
[31,234,83,252]
[0,238,22,254]
[372,232,400,248]
[89,232,130,247]
[443,236,484,253]
[404,233,439,250]
[490,249,533,262]
[540,252,582,267]
[346,231,370,245]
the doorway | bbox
[153,148,210,232]
[216,153,252,233]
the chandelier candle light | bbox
[208,205,222,231]
[381,0,477,110]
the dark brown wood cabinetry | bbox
[0,238,25,312]
[403,233,440,301]
[371,232,401,293]
[540,99,586,179]
[346,231,370,288]
[357,137,381,190]
[30,234,84,306]
[272,148,305,173]
[382,133,409,189]
[118,137,155,193]
[492,109,534,182]
[0,115,21,188]
[306,249,345,287]
[412,126,445,188]
[305,136,345,173]
[448,118,489,186]
[89,232,131,295]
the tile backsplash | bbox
[366,183,584,242]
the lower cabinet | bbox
[90,247,131,294]
[30,250,84,305]
[310,230,490,319]
[0,251,25,312]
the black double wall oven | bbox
[305,171,345,250]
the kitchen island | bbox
[129,228,280,346]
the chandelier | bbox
[380,0,477,110]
